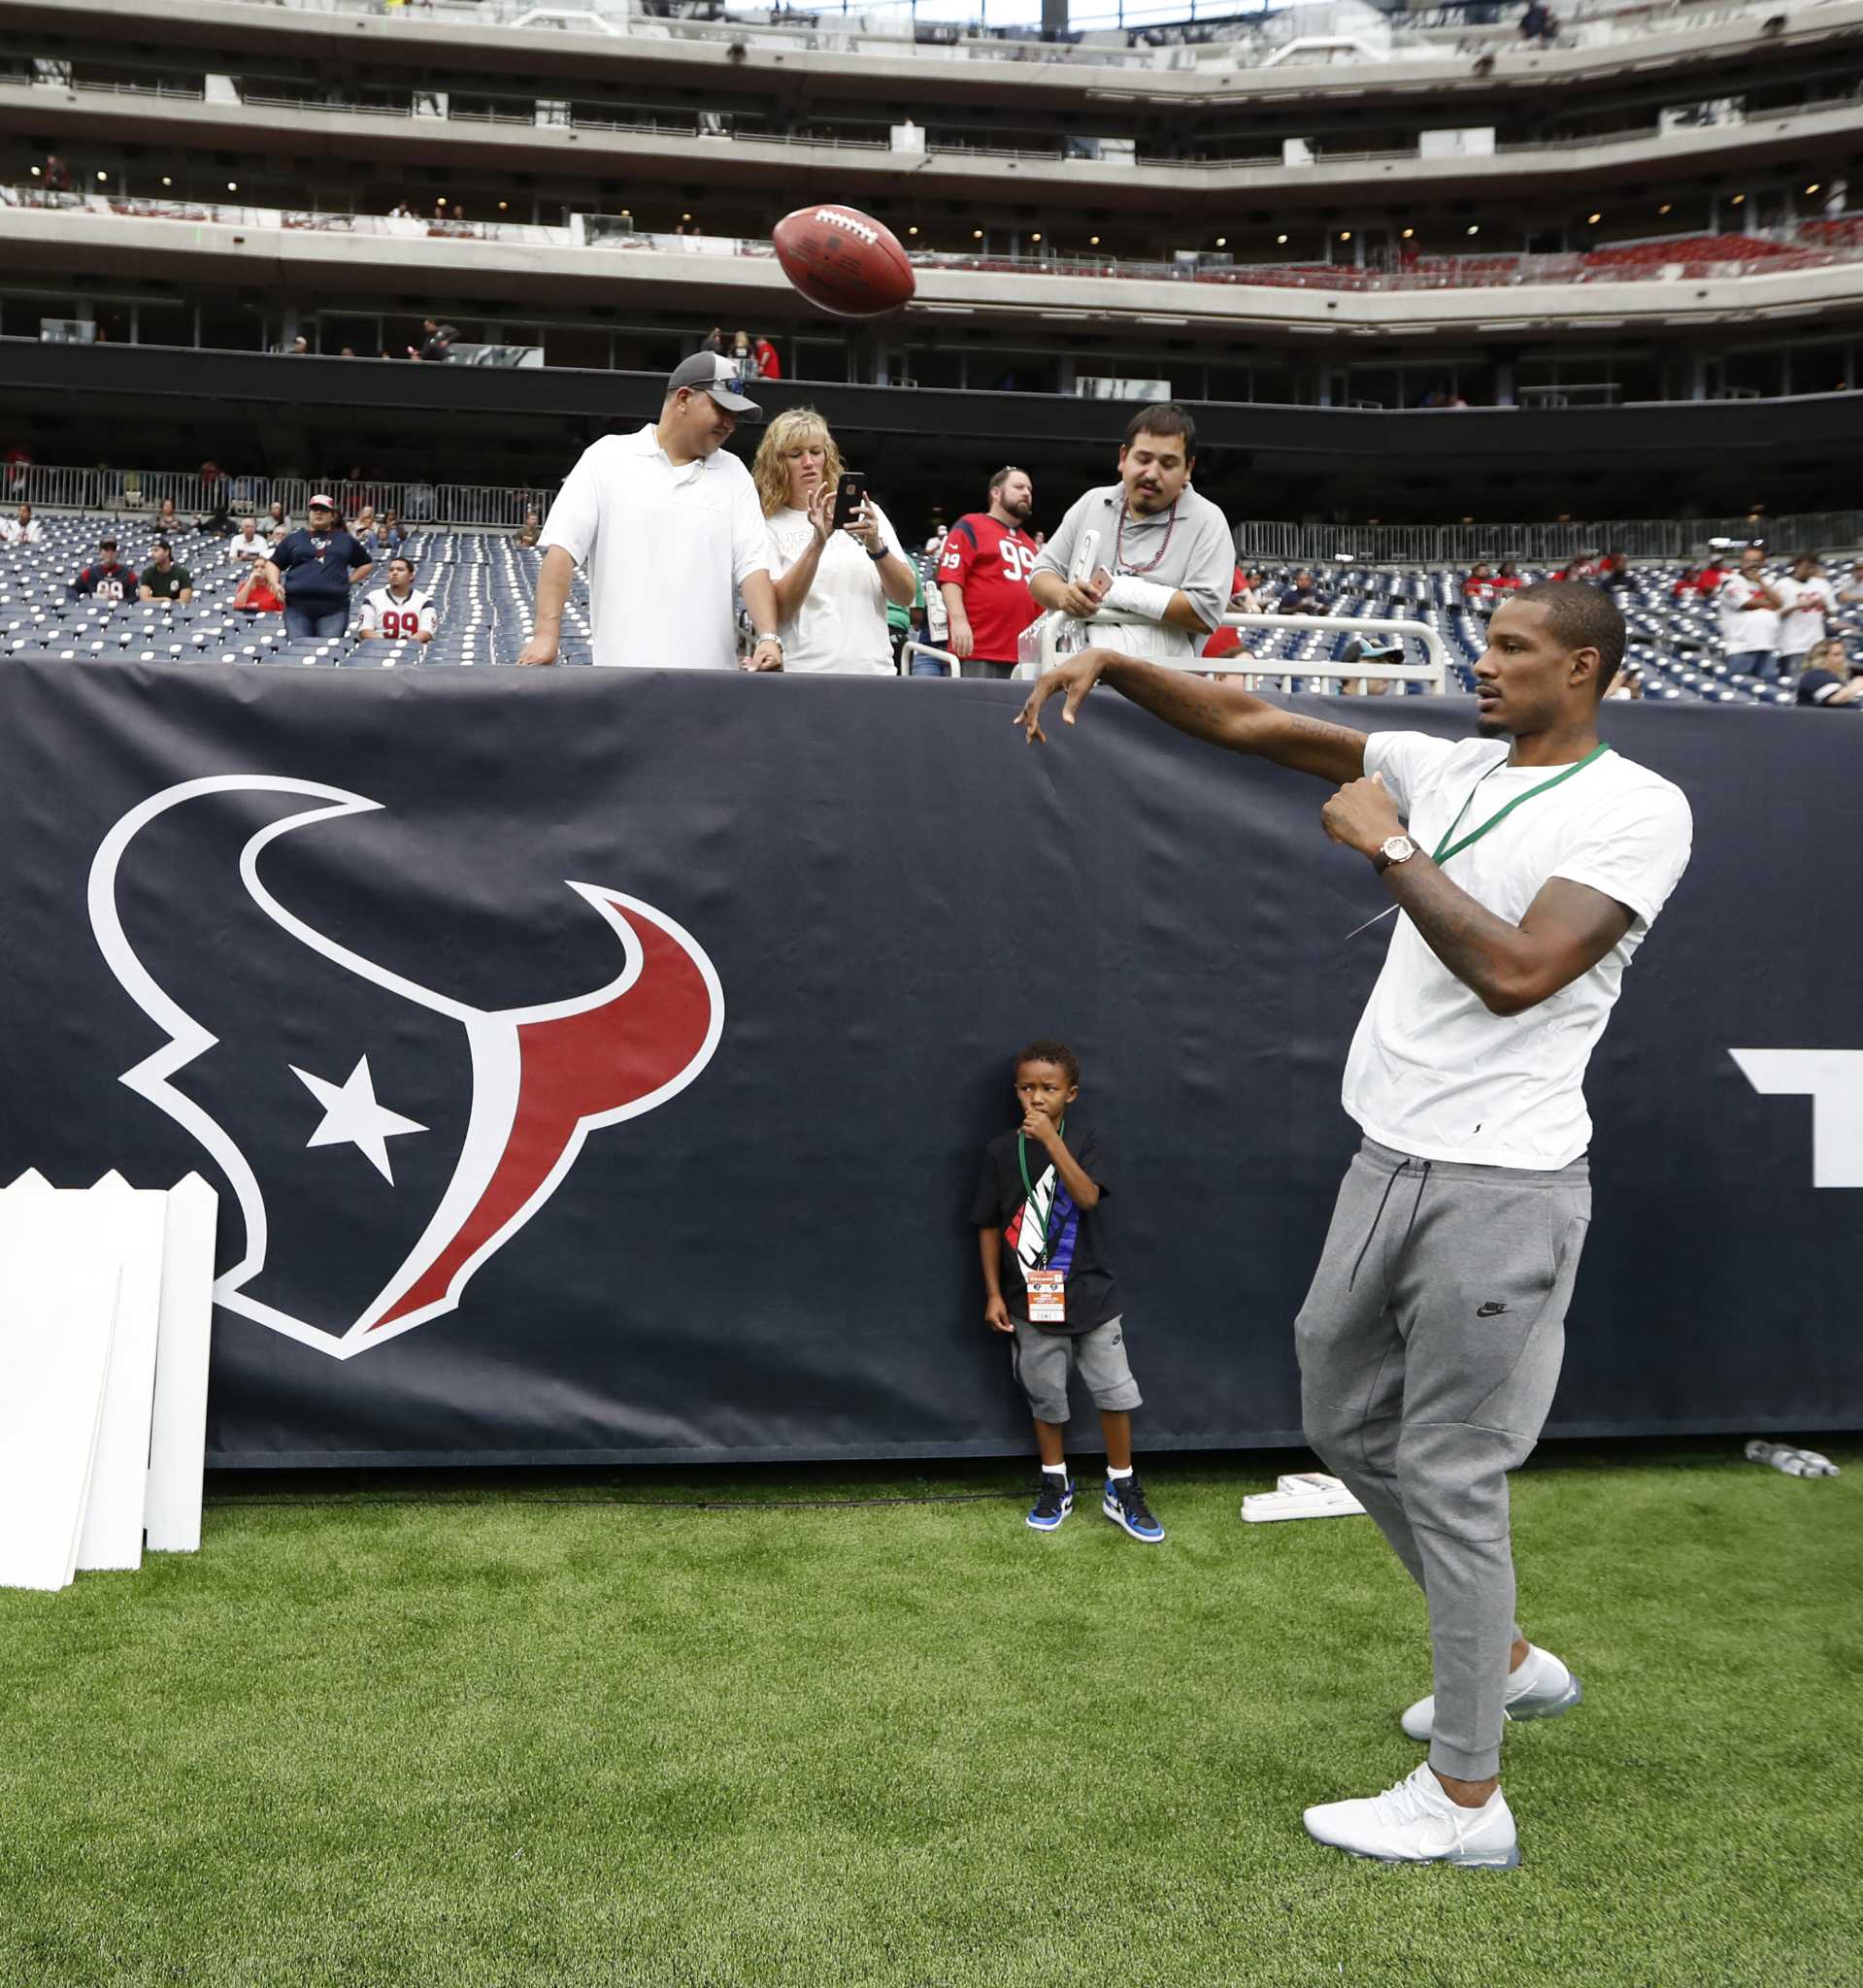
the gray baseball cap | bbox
[667,350,762,417]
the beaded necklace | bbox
[1114,495,1179,576]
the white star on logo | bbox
[289,1055,428,1184]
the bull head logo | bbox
[88,776,724,1358]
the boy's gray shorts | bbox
[1010,1315,1142,1424]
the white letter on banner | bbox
[1729,1049,1863,1188]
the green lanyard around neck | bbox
[1430,743,1613,867]
[1017,1118,1066,1266]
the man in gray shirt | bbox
[1030,403,1235,667]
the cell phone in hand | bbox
[831,473,865,533]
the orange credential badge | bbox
[1025,1268,1066,1325]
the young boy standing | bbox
[971,1040,1164,1542]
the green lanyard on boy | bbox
[1017,1119,1069,1325]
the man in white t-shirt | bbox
[1715,545,1784,680]
[1016,580,1692,1872]
[520,352,782,672]
[226,516,269,563]
[357,556,437,646]
[1774,551,1834,674]
[1,502,43,546]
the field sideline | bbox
[1,1443,1857,1988]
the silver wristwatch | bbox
[1374,834,1417,875]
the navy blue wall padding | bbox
[1,660,1854,1463]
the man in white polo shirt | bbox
[519,352,783,671]
[1016,580,1692,1871]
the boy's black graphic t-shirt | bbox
[970,1122,1119,1336]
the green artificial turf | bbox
[1,1444,1858,1988]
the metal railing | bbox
[1032,610,1450,687]
[11,461,1856,570]
[2,464,554,531]
[913,235,1863,289]
[210,0,1820,73]
[14,185,1863,303]
[1232,514,1863,564]
[14,61,1863,179]
[900,640,961,677]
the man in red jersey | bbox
[938,466,1040,679]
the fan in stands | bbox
[773,206,915,319]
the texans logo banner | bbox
[1,661,1857,1464]
[90,775,722,1357]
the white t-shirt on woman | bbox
[765,501,905,675]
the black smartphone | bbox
[830,472,865,533]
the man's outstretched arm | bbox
[1016,646,1367,785]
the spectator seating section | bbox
[0,513,1823,704]
[1575,234,1831,275]
[1113,564,1804,704]
[0,515,594,669]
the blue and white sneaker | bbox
[1102,1472,1165,1542]
[1027,1473,1075,1532]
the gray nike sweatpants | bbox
[1294,1136,1591,1782]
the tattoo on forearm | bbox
[1107,655,1236,741]
[1286,714,1362,746]
[1385,859,1514,999]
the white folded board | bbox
[75,1175,167,1573]
[145,1175,217,1554]
[0,1196,125,1591]
[0,1170,219,1588]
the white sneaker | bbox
[1401,1643,1582,1742]
[1303,1762,1520,1869]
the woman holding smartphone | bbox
[753,408,916,674]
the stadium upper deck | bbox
[6,0,1860,162]
[15,0,1851,94]
[6,0,1863,300]
[7,0,1863,515]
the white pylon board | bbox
[0,1195,126,1591]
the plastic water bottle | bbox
[1745,1440,1833,1478]
[1068,529,1101,588]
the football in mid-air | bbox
[773,205,915,318]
